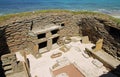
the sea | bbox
[0,0,120,15]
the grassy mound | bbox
[0,9,120,25]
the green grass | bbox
[109,16,120,24]
[0,9,120,24]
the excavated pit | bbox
[0,13,120,76]
[78,17,120,58]
[0,13,119,58]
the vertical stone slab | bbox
[46,31,52,51]
[81,36,90,44]
[94,39,103,51]
[46,31,52,38]
[23,51,31,77]
[33,44,39,53]
[47,38,52,51]
[22,62,29,77]
[32,44,41,58]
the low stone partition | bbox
[1,53,29,77]
[85,48,120,70]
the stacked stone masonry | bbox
[1,53,25,76]
[0,13,120,59]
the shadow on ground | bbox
[100,65,120,77]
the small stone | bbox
[92,59,103,68]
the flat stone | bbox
[92,59,103,68]
[82,52,89,58]
[86,49,120,69]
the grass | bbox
[0,9,120,24]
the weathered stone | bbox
[94,39,103,51]
[92,59,103,68]
[1,53,17,65]
[47,38,52,51]
[81,36,90,44]
[1,53,29,77]
[0,12,120,60]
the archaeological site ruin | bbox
[0,12,120,77]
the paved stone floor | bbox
[16,40,117,77]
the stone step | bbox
[2,63,11,66]
[5,69,13,75]
[4,65,12,70]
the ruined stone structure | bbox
[0,12,120,76]
[1,54,17,75]
[0,13,119,58]
[31,24,62,54]
[1,53,29,77]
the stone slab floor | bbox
[16,40,117,77]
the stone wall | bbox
[1,53,28,77]
[0,13,80,55]
[0,21,32,55]
[77,17,120,58]
[0,13,120,59]
[0,26,10,56]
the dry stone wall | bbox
[0,13,120,59]
[77,17,120,58]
